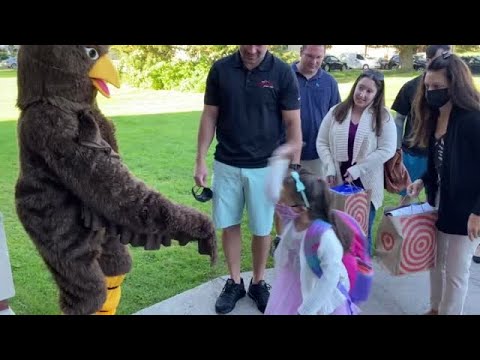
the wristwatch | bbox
[289,163,301,171]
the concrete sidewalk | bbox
[135,259,480,315]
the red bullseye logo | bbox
[381,232,395,251]
[399,213,437,274]
[345,193,369,235]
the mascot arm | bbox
[28,107,217,262]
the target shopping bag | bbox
[376,202,437,275]
[330,184,371,237]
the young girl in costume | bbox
[265,167,361,315]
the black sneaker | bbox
[247,279,271,313]
[270,236,281,257]
[215,278,246,314]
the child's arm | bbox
[298,229,344,315]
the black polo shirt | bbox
[204,51,300,168]
[391,75,427,156]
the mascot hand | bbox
[174,217,217,266]
[118,211,217,265]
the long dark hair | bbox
[282,169,351,252]
[333,69,387,136]
[410,52,480,148]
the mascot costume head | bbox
[15,45,217,315]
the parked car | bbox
[378,58,390,69]
[387,55,400,69]
[322,55,347,72]
[0,56,17,69]
[366,56,382,69]
[339,53,377,70]
[462,56,480,74]
[387,53,427,70]
[413,54,426,71]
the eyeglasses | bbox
[192,186,213,202]
[363,68,384,81]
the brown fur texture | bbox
[15,45,217,315]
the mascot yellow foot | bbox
[95,274,126,315]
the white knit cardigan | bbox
[316,104,397,210]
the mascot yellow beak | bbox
[88,55,120,98]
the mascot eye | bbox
[84,47,99,60]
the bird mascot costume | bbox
[15,45,217,315]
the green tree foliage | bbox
[0,49,9,61]
[184,45,238,63]
[111,45,298,92]
[111,45,178,88]
[455,45,480,53]
[7,45,17,55]
[269,45,298,64]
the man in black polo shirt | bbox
[194,45,302,314]
[392,45,450,200]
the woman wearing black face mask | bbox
[407,52,480,315]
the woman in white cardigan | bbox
[316,70,396,254]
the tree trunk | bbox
[396,45,417,71]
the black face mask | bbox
[426,88,450,109]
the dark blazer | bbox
[422,106,480,235]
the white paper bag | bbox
[265,156,289,204]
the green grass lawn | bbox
[1,68,478,314]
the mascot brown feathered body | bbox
[15,45,217,315]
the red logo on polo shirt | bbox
[257,80,274,89]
